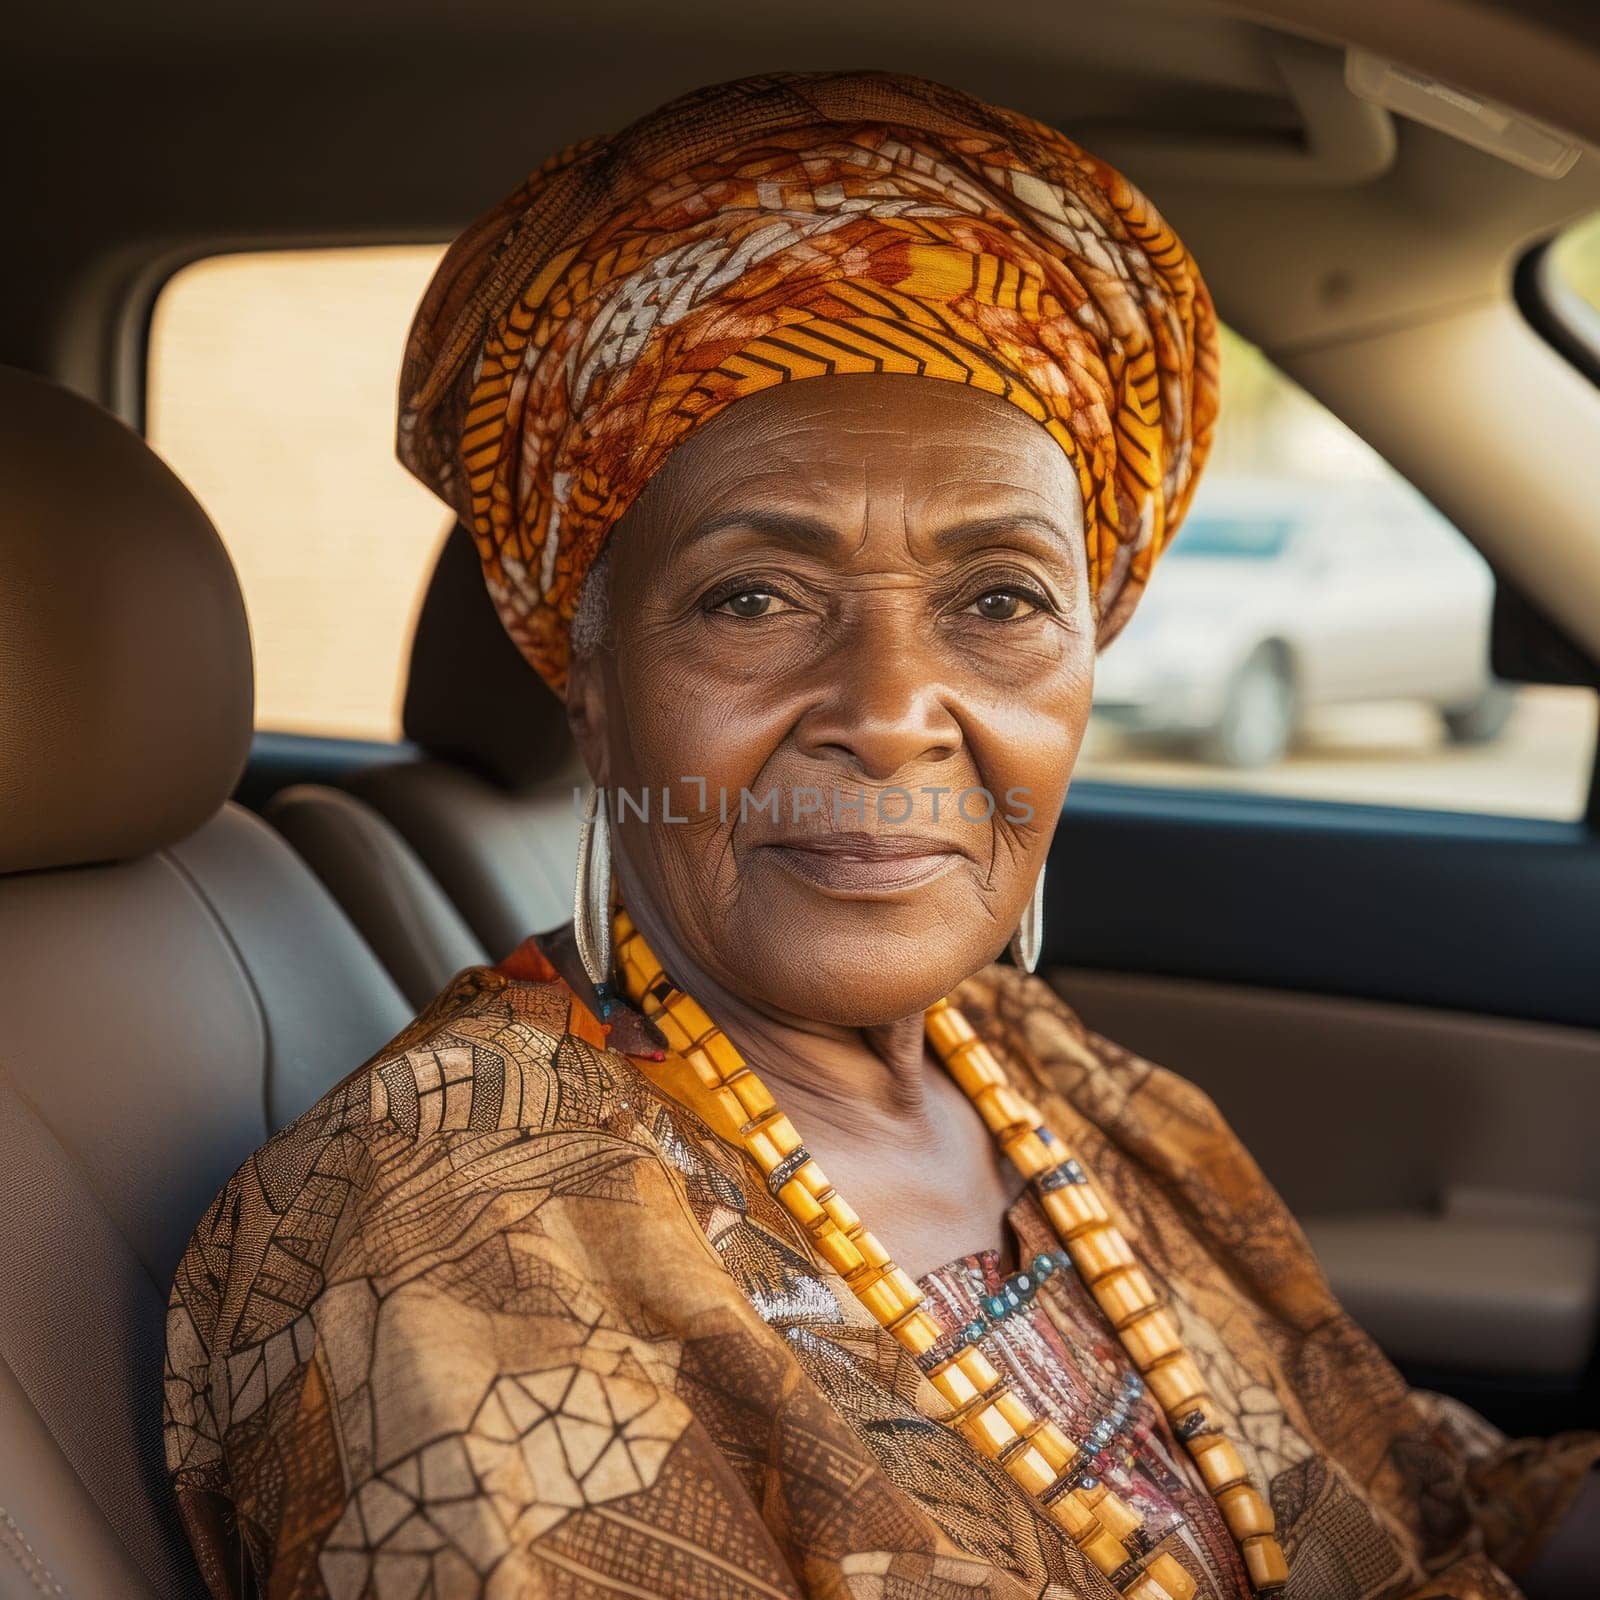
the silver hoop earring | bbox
[573,784,615,1015]
[1009,866,1045,975]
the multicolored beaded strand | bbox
[921,1250,1077,1370]
[924,997,1289,1592]
[613,908,1288,1596]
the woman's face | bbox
[567,373,1095,1026]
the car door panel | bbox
[1044,779,1600,1423]
[1050,966,1600,1219]
[1047,781,1600,1029]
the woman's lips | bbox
[755,833,967,896]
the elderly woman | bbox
[164,72,1595,1600]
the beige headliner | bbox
[8,0,1600,656]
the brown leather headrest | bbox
[0,366,253,873]
[403,522,580,792]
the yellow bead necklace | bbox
[612,907,1289,1598]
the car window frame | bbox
[1519,228,1600,389]
[1512,231,1600,828]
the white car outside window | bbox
[1092,480,1507,768]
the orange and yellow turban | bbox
[398,70,1220,692]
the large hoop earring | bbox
[1009,865,1045,975]
[574,784,615,1015]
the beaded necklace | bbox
[612,908,1288,1598]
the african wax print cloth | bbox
[396,70,1220,691]
[163,950,1597,1597]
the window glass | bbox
[1076,327,1597,819]
[1550,209,1600,319]
[147,256,1596,812]
[146,245,451,739]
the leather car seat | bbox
[270,524,582,996]
[0,365,412,1600]
[264,782,488,1009]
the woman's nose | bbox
[793,601,962,782]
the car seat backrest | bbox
[281,523,583,970]
[0,365,412,1600]
[267,780,488,1009]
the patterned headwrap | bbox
[398,70,1220,692]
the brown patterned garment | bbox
[163,948,1597,1598]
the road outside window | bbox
[146,244,1597,815]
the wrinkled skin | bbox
[564,373,1094,1274]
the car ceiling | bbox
[6,0,1600,652]
[6,0,1598,366]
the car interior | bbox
[4,2,1600,1596]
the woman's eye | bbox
[712,588,787,618]
[967,587,1043,621]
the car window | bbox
[146,245,451,739]
[1165,515,1296,561]
[146,253,1596,812]
[1549,208,1600,320]
[1076,326,1597,817]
